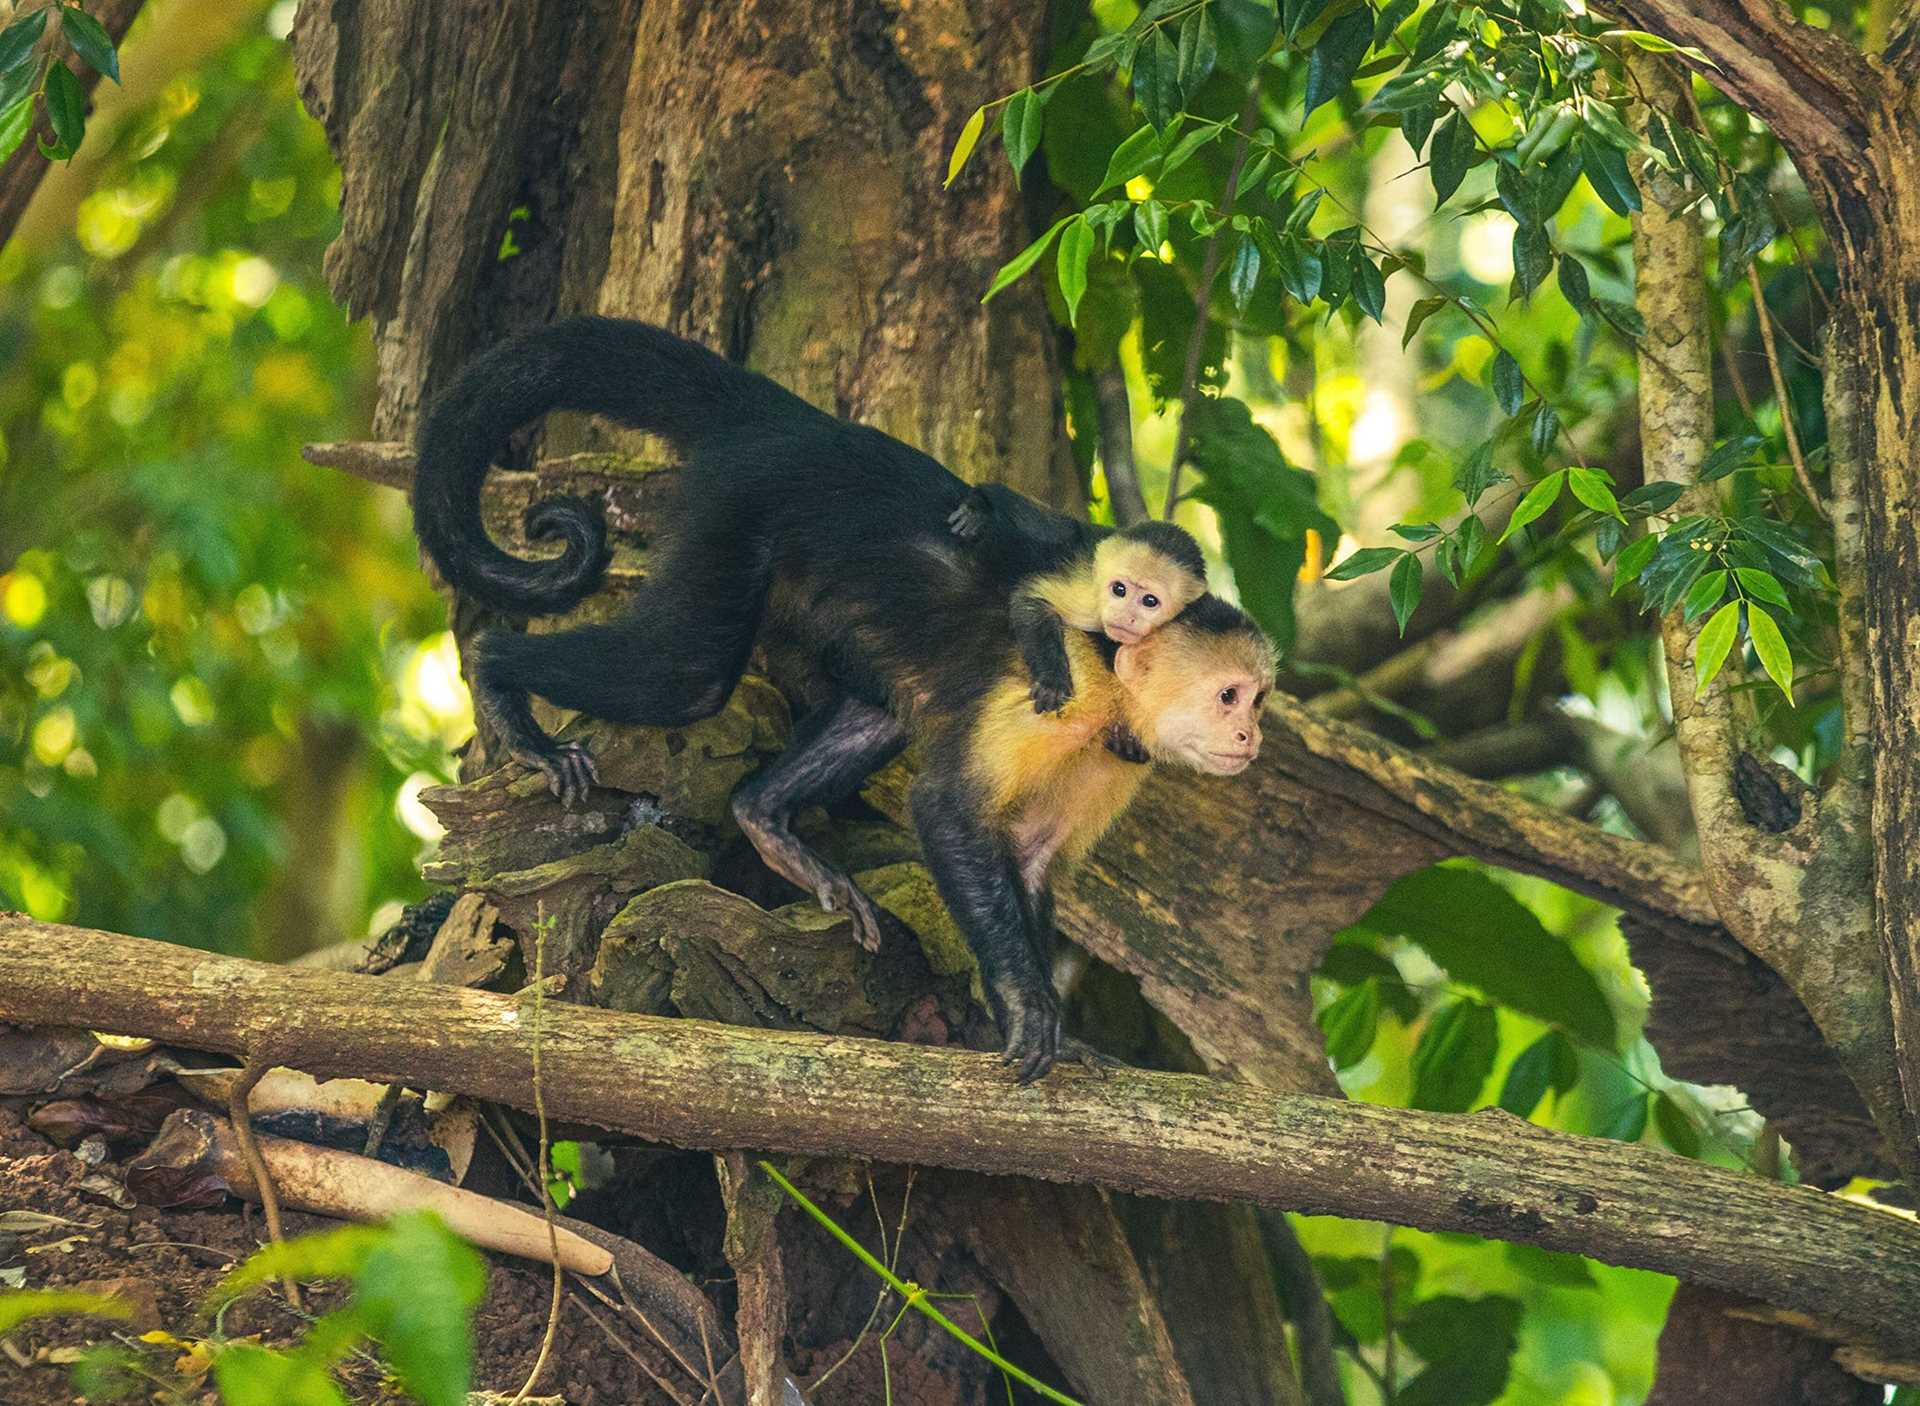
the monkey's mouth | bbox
[1204,750,1257,774]
[1104,624,1147,644]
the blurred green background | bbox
[0,0,464,962]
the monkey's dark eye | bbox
[1142,593,1160,609]
[1110,580,1127,598]
[1255,690,1269,708]
[1219,686,1238,706]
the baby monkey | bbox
[948,485,1209,741]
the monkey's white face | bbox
[1099,572,1178,644]
[1115,641,1269,775]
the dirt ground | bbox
[0,1107,1039,1406]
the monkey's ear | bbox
[1114,641,1149,686]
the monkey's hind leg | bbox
[729,693,909,953]
[912,770,1061,1083]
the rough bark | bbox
[1646,1286,1878,1406]
[1615,0,1920,1181]
[5,915,1920,1360]
[307,435,1887,1175]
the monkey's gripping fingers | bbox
[815,874,887,954]
[1101,723,1150,764]
[1028,678,1074,715]
[991,979,1062,1085]
[946,497,988,541]
[1060,1037,1125,1078]
[517,741,599,807]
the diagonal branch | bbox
[1605,0,1878,165]
[3,914,1920,1361]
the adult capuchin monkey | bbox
[411,317,1273,1080]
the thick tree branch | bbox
[3,915,1919,1359]
[1629,56,1907,1177]
[1606,0,1877,164]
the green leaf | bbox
[1176,7,1218,100]
[1567,466,1625,522]
[1321,943,1420,1020]
[1530,402,1560,459]
[1374,0,1418,44]
[1498,1030,1577,1118]
[1654,1091,1704,1158]
[0,7,47,74]
[1410,999,1499,1112]
[1490,350,1524,416]
[1356,867,1618,1047]
[982,214,1073,302]
[1599,27,1718,66]
[1391,521,1442,542]
[1506,1242,1599,1288]
[0,92,30,165]
[1273,234,1323,304]
[1002,88,1043,179]
[1734,566,1788,606]
[1388,551,1423,636]
[1284,0,1335,42]
[1057,215,1095,325]
[354,1213,486,1406]
[1580,133,1640,215]
[1399,1295,1522,1406]
[1403,294,1447,349]
[1510,221,1554,301]
[1682,567,1728,622]
[1133,26,1181,130]
[1157,120,1221,180]
[60,6,118,82]
[43,59,84,157]
[1284,186,1323,234]
[1454,440,1509,507]
[214,1346,349,1406]
[1557,253,1592,310]
[1132,198,1168,253]
[1367,62,1450,115]
[1095,121,1160,195]
[1428,109,1476,207]
[1697,599,1743,699]
[1319,979,1380,1069]
[1498,470,1564,543]
[1699,432,1763,482]
[1304,7,1373,117]
[1623,481,1685,513]
[213,1223,387,1305]
[946,104,986,187]
[1324,545,1401,581]
[1597,1093,1650,1142]
[0,1288,130,1336]
[1219,232,1256,310]
[1350,248,1386,322]
[1745,603,1794,703]
[1611,531,1659,594]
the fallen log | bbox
[3,914,1918,1359]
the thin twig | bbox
[227,1055,301,1311]
[361,1082,402,1159]
[1719,338,1757,418]
[1164,80,1263,520]
[572,1293,698,1406]
[1746,263,1826,517]
[508,908,564,1406]
[1380,1227,1397,1402]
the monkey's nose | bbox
[1234,729,1250,744]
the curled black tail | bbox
[411,316,818,615]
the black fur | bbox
[410,316,1248,1081]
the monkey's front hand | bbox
[946,492,989,541]
[516,740,600,807]
[1102,723,1150,764]
[989,977,1062,1085]
[1027,660,1076,715]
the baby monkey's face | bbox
[1095,545,1204,645]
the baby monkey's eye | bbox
[1110,580,1128,598]
[1219,686,1238,706]
[1255,689,1269,708]
[1142,594,1160,609]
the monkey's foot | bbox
[946,500,987,541]
[1028,681,1073,715]
[1060,1037,1124,1078]
[1101,723,1150,764]
[517,741,599,807]
[994,986,1063,1085]
[816,874,887,954]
